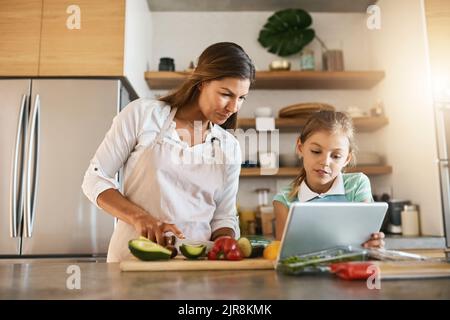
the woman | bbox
[82,42,255,262]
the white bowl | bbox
[254,107,273,118]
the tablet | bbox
[277,202,388,261]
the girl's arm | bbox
[362,196,385,248]
[273,201,289,241]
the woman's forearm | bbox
[96,188,147,225]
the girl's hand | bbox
[362,232,385,248]
[131,212,184,245]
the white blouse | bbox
[81,98,242,234]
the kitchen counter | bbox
[1,259,450,300]
[385,236,446,250]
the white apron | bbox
[107,107,225,262]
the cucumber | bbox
[246,235,272,246]
[128,239,172,261]
[179,243,207,259]
[238,237,268,258]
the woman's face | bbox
[298,130,352,193]
[197,77,250,125]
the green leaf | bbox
[258,9,315,57]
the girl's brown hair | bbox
[158,42,255,130]
[288,110,357,200]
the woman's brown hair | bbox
[288,110,357,200]
[159,42,255,130]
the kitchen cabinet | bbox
[0,0,135,77]
[425,0,450,90]
[0,0,43,76]
[39,0,125,76]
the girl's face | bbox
[197,77,250,125]
[298,130,352,194]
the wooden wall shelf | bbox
[145,70,385,90]
[237,116,389,133]
[240,166,392,177]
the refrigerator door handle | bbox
[24,94,40,238]
[438,160,450,247]
[10,94,28,238]
[435,104,449,159]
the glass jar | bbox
[300,49,315,71]
[401,204,420,236]
[158,57,175,71]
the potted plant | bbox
[258,8,330,71]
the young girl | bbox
[273,110,385,248]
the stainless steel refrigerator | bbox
[0,79,129,257]
[435,98,450,254]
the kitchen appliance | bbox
[381,200,411,235]
[435,97,450,252]
[0,79,130,257]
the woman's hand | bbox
[131,212,184,245]
[362,232,385,248]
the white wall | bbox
[124,0,152,98]
[367,0,443,235]
[150,12,372,72]
[149,11,377,204]
[148,7,444,235]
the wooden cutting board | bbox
[376,261,450,279]
[120,257,275,272]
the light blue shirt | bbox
[273,172,373,208]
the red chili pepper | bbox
[330,262,376,280]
